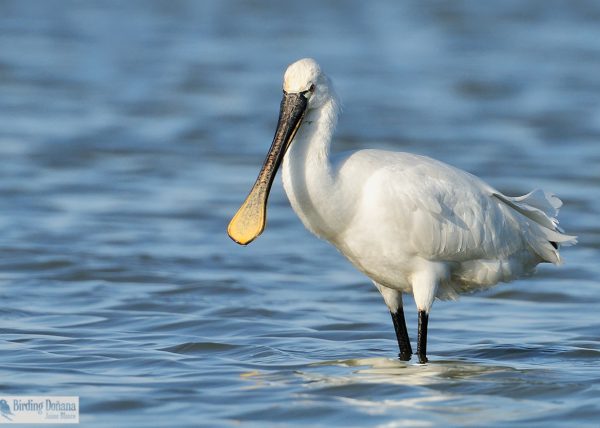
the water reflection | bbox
[307,357,514,386]
[239,356,564,426]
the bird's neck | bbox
[282,96,345,240]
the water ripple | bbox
[1,1,599,427]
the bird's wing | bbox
[349,150,574,264]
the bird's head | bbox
[227,58,330,245]
[283,58,332,109]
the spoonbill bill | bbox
[227,58,576,363]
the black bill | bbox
[227,92,309,245]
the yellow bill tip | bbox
[227,187,267,246]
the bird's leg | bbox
[390,308,412,361]
[412,270,438,364]
[417,310,429,364]
[373,282,412,361]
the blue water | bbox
[1,1,599,427]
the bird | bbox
[227,58,577,364]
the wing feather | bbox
[352,150,574,264]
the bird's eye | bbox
[302,84,316,99]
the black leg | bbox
[417,310,429,363]
[390,308,412,361]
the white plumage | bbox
[229,58,576,363]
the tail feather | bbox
[513,189,562,216]
[493,189,577,264]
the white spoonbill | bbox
[228,58,577,363]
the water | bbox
[1,1,599,426]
